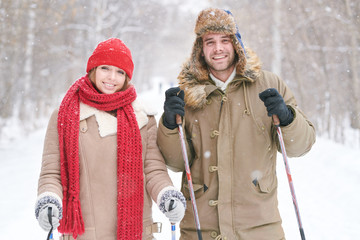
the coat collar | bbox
[80,98,156,137]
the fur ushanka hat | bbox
[178,8,262,110]
[186,8,247,81]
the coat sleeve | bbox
[144,116,174,202]
[37,109,63,199]
[157,114,189,172]
[272,73,316,157]
[279,106,316,157]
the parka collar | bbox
[79,98,156,137]
[178,47,261,110]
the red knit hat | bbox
[86,38,134,79]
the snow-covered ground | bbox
[1,86,360,239]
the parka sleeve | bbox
[274,74,316,157]
[278,106,316,157]
[144,116,174,201]
[157,114,188,172]
[37,109,63,199]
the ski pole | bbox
[47,207,53,240]
[176,114,203,240]
[273,115,306,240]
[168,199,176,240]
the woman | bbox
[35,38,185,240]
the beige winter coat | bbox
[38,99,172,240]
[157,49,316,240]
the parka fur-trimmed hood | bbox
[178,8,262,110]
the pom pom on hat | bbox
[86,38,134,79]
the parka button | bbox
[80,120,88,132]
[208,166,218,172]
[209,200,218,206]
[210,231,218,238]
[210,130,220,138]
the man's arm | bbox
[259,72,316,157]
[157,114,186,172]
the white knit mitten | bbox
[35,192,62,231]
[157,186,186,223]
[37,203,60,231]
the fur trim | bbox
[80,102,117,137]
[80,98,153,137]
[179,46,262,110]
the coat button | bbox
[208,166,218,172]
[209,200,218,206]
[210,231,218,238]
[210,130,220,138]
[80,120,88,132]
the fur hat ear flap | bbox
[189,37,209,82]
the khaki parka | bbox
[38,99,172,240]
[157,48,316,240]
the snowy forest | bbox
[1,0,359,146]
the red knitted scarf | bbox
[57,75,143,239]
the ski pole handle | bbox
[176,114,182,125]
[272,114,280,126]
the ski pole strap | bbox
[47,207,53,240]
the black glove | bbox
[163,87,185,129]
[259,88,293,126]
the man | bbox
[157,8,315,240]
